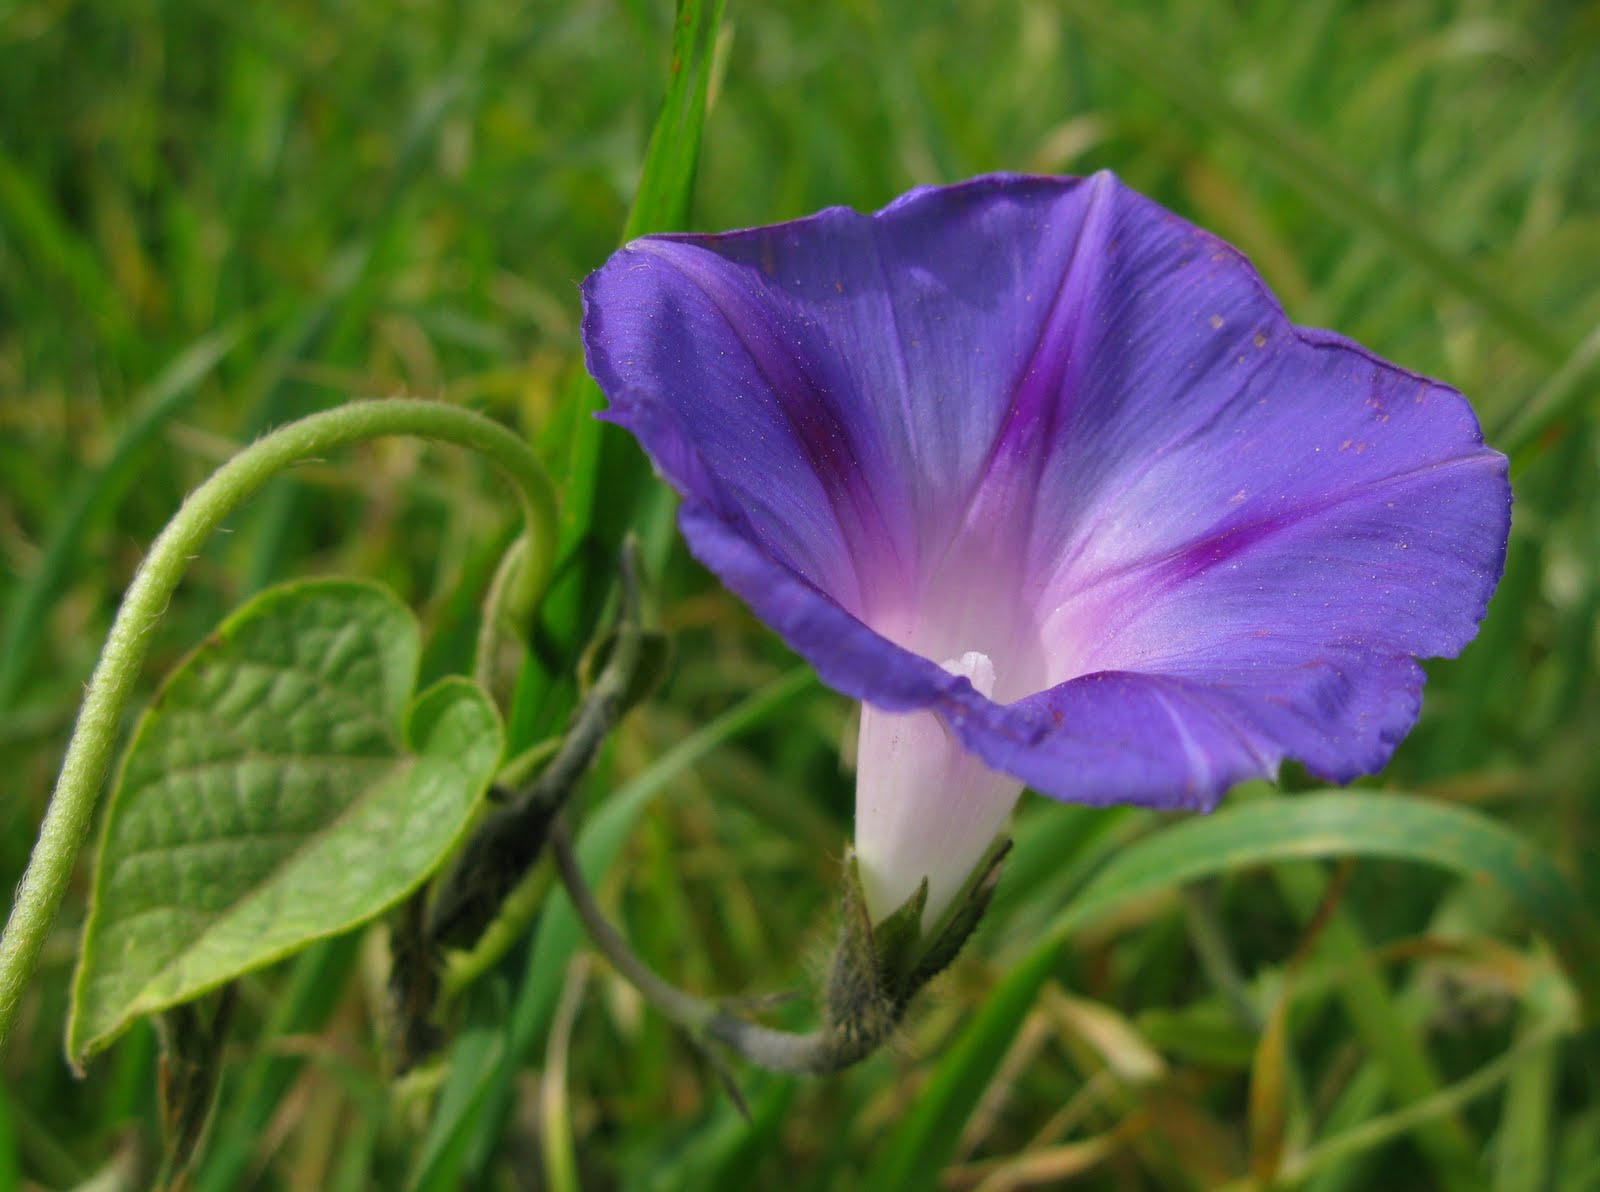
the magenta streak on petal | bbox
[1042,450,1504,686]
[882,178,1116,703]
[1032,351,1251,604]
[589,316,857,606]
[971,172,1114,515]
[630,242,893,611]
[1151,456,1489,586]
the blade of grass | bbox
[0,326,243,718]
[1270,862,1478,1189]
[1281,1017,1570,1186]
[1492,973,1565,1192]
[0,1089,88,1189]
[328,1112,383,1192]
[522,668,816,1044]
[1303,1064,1388,1192]
[1057,0,1570,366]
[863,942,1059,1192]
[1059,795,1600,1017]
[193,937,361,1192]
[0,143,134,350]
[407,990,508,1192]
[0,1089,20,1192]
[237,69,476,596]
[1497,321,1600,458]
[871,791,1598,1191]
[623,0,727,242]
[650,1074,796,1192]
[540,956,587,1192]
[921,792,1148,1166]
[515,0,726,741]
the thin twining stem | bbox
[0,399,559,1055]
[427,538,650,951]
[548,820,876,1076]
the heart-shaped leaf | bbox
[68,579,503,1066]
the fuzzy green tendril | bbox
[0,399,558,1055]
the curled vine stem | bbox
[426,535,660,952]
[0,399,558,1055]
[474,531,541,707]
[547,817,1011,1078]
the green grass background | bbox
[2,0,1598,1188]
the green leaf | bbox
[907,836,1012,992]
[68,579,503,1066]
[0,326,242,719]
[622,0,727,242]
[871,792,1600,1191]
[1055,794,1600,1014]
[1056,0,1571,367]
[866,870,927,990]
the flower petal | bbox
[582,173,1136,682]
[581,172,1511,813]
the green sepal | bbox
[822,855,900,1054]
[908,836,1014,991]
[820,838,1011,1062]
[871,873,931,994]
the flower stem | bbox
[0,399,558,1055]
[547,820,878,1076]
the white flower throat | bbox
[853,650,1022,927]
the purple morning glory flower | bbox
[580,172,1511,925]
